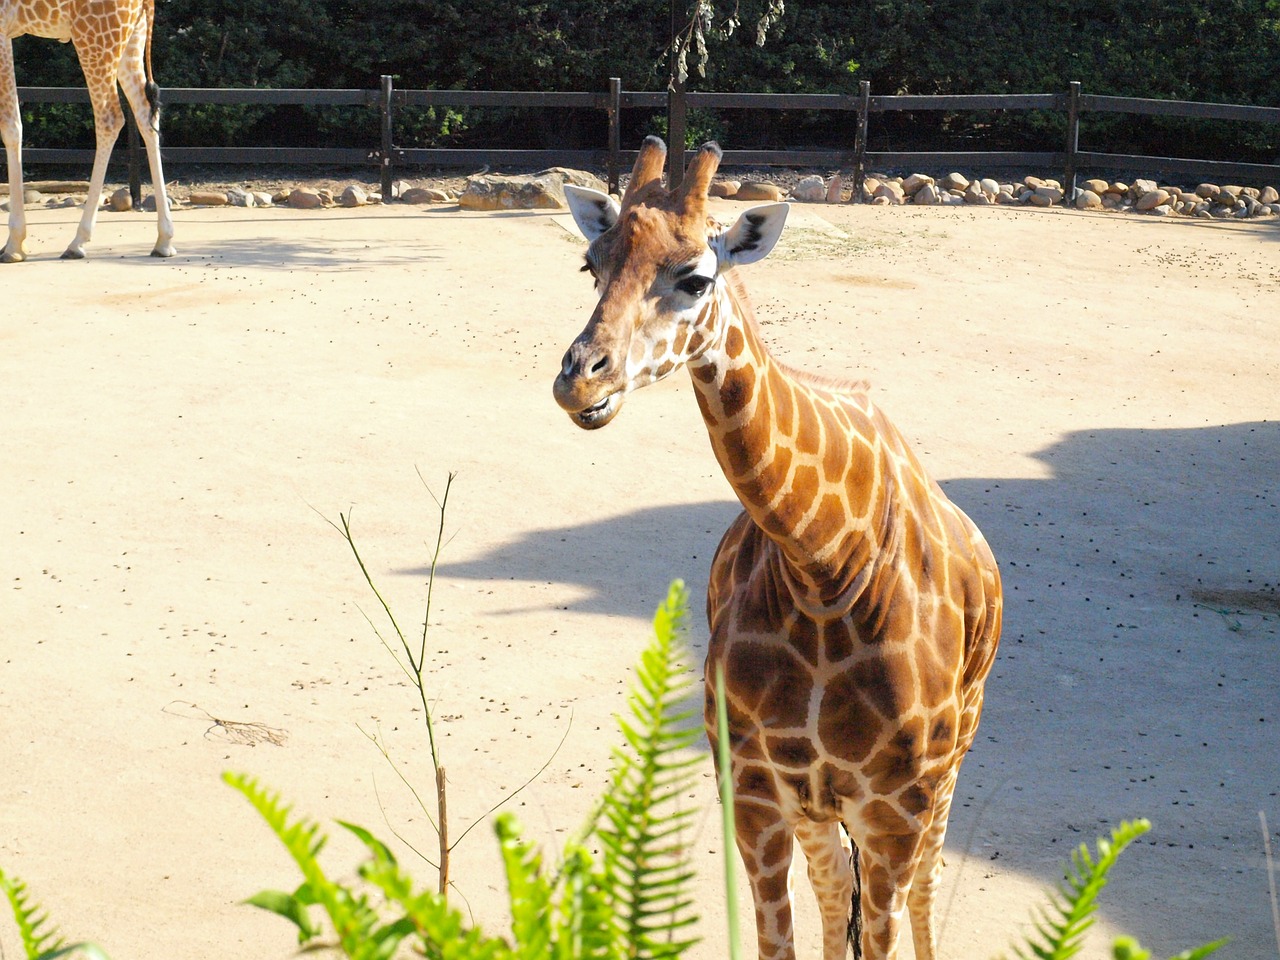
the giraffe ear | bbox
[719,203,789,266]
[564,185,621,242]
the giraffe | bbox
[1,0,175,261]
[554,137,1002,960]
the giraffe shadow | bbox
[404,498,744,637]
[167,234,447,270]
[936,419,1280,956]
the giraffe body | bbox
[556,138,1002,960]
[1,0,174,261]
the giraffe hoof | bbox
[60,247,87,260]
[1,250,26,264]
[151,244,176,258]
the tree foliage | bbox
[8,0,1278,160]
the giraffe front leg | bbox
[1,38,27,264]
[855,826,928,960]
[905,766,962,960]
[731,779,799,960]
[793,819,857,960]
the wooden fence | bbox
[14,77,1280,204]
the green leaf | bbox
[243,890,321,942]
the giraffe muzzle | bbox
[553,342,627,429]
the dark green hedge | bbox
[11,0,1279,162]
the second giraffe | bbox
[554,137,1003,960]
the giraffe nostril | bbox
[590,355,610,376]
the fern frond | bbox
[0,868,66,960]
[224,772,381,957]
[595,580,702,960]
[1008,819,1152,960]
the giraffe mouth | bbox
[571,391,623,429]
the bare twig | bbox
[1262,811,1280,959]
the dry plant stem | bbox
[437,766,449,896]
[1262,811,1280,958]
[334,470,457,897]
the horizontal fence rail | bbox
[11,78,1279,204]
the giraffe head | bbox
[553,136,789,429]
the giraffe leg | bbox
[855,829,928,960]
[63,35,129,260]
[115,13,175,258]
[793,819,857,960]
[733,794,799,960]
[0,37,28,264]
[906,764,963,960]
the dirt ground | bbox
[2,191,1278,960]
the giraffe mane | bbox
[720,268,873,400]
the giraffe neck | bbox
[687,270,895,610]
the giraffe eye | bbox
[676,275,713,298]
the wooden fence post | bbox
[851,80,871,203]
[1063,80,1081,205]
[380,74,395,201]
[127,111,142,206]
[607,77,621,194]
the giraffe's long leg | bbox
[0,37,28,263]
[730,778,799,960]
[793,819,857,960]
[905,765,962,960]
[115,9,175,257]
[854,826,929,960]
[63,24,131,259]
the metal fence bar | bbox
[870,93,1062,111]
[1064,81,1081,200]
[607,78,622,193]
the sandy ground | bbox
[2,195,1278,960]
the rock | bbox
[859,176,882,202]
[287,187,325,209]
[226,187,256,208]
[1082,178,1110,195]
[1149,204,1174,217]
[271,190,292,205]
[108,187,132,212]
[1220,184,1243,199]
[978,178,1000,198]
[871,195,891,206]
[340,185,368,207]
[914,183,941,205]
[790,175,827,202]
[995,187,1020,204]
[1028,191,1055,207]
[825,174,843,203]
[400,187,452,204]
[1023,175,1045,190]
[251,191,273,207]
[1130,178,1159,197]
[736,181,785,202]
[537,167,608,193]
[708,180,740,198]
[1195,183,1219,199]
[1136,189,1170,211]
[963,181,987,204]
[1075,189,1103,210]
[1034,185,1064,205]
[902,173,934,196]
[1260,185,1279,204]
[460,173,565,210]
[940,172,969,191]
[189,190,229,206]
[873,180,905,204]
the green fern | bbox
[1007,819,1227,960]
[595,579,702,960]
[0,867,109,960]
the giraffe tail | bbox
[847,833,863,960]
[142,0,161,131]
